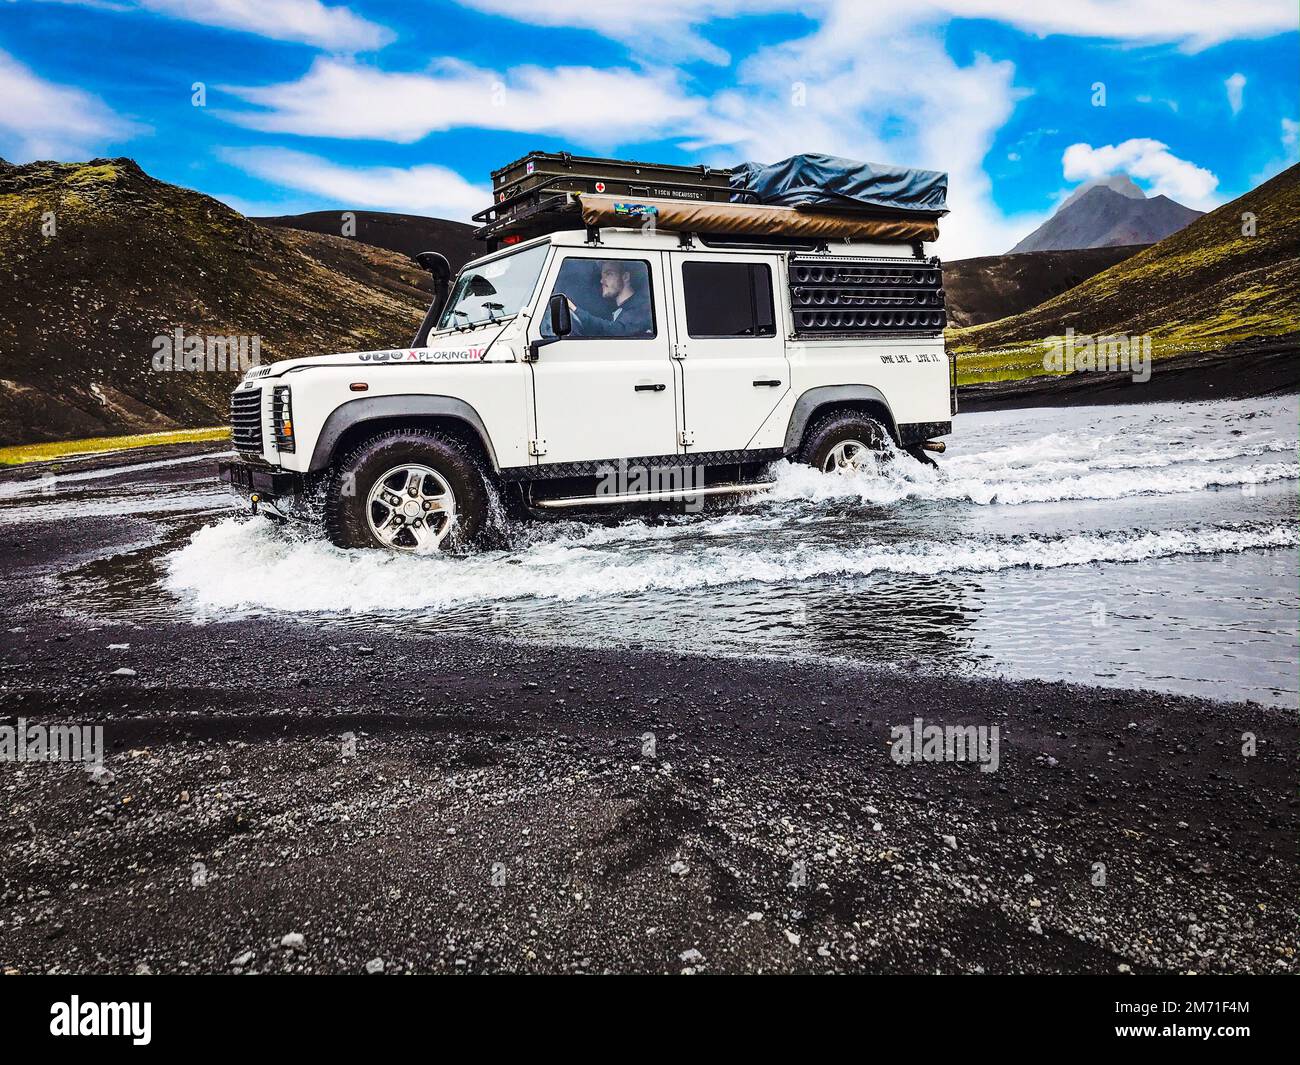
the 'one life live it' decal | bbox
[355,347,488,363]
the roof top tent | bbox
[472,150,949,253]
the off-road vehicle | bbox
[219,152,956,551]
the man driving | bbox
[567,260,652,336]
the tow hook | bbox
[920,440,946,454]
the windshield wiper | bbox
[482,301,505,323]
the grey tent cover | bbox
[731,153,948,215]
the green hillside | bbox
[949,164,1300,384]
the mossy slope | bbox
[0,158,432,445]
[948,164,1300,384]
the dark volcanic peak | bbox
[1011,180,1202,254]
[0,158,431,445]
[1059,172,1146,210]
[256,209,481,271]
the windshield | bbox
[436,244,549,330]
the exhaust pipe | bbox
[920,439,946,454]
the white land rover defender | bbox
[219,152,956,552]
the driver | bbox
[567,261,652,336]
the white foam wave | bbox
[767,454,1298,507]
[163,516,1298,616]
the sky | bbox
[0,0,1296,258]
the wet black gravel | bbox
[1,611,1296,974]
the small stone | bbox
[365,957,385,974]
[110,667,137,677]
[784,930,801,947]
[746,912,764,922]
[942,835,957,850]
[231,951,255,968]
[669,860,689,877]
[89,766,115,786]
[1118,963,1132,973]
[280,932,306,952]
[679,948,703,964]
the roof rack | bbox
[472,151,944,248]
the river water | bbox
[6,396,1296,708]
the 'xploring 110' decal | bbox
[356,347,487,363]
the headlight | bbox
[272,385,295,453]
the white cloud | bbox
[0,49,141,160]
[450,0,791,64]
[667,13,1045,259]
[220,147,489,220]
[1283,117,1299,149]
[456,0,1299,57]
[1062,138,1220,210]
[918,0,1297,50]
[219,58,703,146]
[1225,72,1246,115]
[52,0,393,51]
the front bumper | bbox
[217,460,297,497]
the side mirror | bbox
[528,293,572,360]
[548,292,572,338]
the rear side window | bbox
[682,261,776,338]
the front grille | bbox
[230,386,264,454]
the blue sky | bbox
[0,0,1295,257]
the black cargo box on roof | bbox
[476,151,740,244]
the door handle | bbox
[634,383,666,392]
[752,379,782,387]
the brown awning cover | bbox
[577,193,940,243]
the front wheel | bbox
[324,428,490,551]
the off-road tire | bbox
[798,410,889,470]
[324,428,491,551]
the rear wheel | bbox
[798,410,889,473]
[325,428,490,551]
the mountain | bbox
[950,163,1300,384]
[0,159,438,446]
[1010,175,1202,253]
[944,244,1148,328]
[256,210,482,271]
[1058,172,1145,211]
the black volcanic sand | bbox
[960,336,1299,411]
[0,497,1296,974]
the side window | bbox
[682,261,776,338]
[544,257,656,339]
